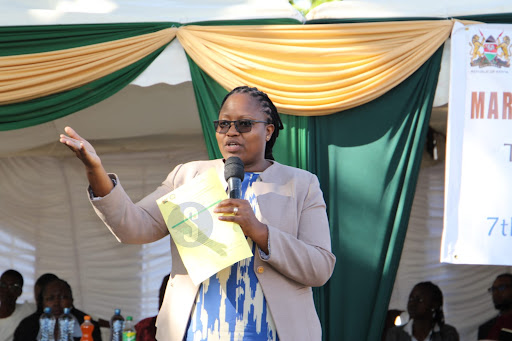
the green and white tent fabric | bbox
[1,1,512,341]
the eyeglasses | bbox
[488,284,512,294]
[213,119,269,134]
[0,282,21,291]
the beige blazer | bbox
[90,159,336,341]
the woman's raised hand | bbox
[59,126,113,197]
[59,126,101,170]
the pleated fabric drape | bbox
[0,20,453,122]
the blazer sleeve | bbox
[89,164,185,244]
[261,171,336,287]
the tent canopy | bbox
[0,0,303,156]
[3,2,512,341]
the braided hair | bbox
[220,86,284,160]
[415,281,446,328]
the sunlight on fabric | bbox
[0,228,36,303]
[140,236,172,318]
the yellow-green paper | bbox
[156,167,253,285]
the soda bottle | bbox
[122,316,136,341]
[57,307,74,341]
[80,315,94,341]
[39,306,56,341]
[110,308,124,341]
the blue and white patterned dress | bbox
[185,172,279,341]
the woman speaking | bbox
[60,86,336,341]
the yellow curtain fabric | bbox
[0,27,177,105]
[177,20,453,116]
[0,21,455,115]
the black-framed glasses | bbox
[488,284,512,294]
[0,282,21,291]
[213,119,270,134]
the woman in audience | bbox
[386,281,459,341]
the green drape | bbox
[0,47,165,131]
[0,23,178,131]
[0,23,179,56]
[186,45,443,340]
[317,47,443,340]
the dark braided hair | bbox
[415,281,445,328]
[220,86,284,160]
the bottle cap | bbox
[44,307,51,314]
[64,307,70,314]
[84,315,91,320]
[115,308,121,315]
[126,316,133,321]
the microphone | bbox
[224,157,245,199]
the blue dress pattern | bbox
[185,172,279,341]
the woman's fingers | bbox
[59,127,101,168]
[214,199,246,215]
[64,126,82,141]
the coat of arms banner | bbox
[442,22,512,265]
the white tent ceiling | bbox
[306,0,512,20]
[0,0,304,26]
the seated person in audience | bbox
[11,273,59,340]
[478,273,512,340]
[34,273,59,312]
[135,274,170,341]
[0,269,36,341]
[386,281,459,341]
[14,277,102,341]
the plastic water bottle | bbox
[80,315,94,341]
[39,307,56,341]
[122,316,136,341]
[57,307,74,341]
[110,309,124,341]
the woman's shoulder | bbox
[166,159,222,180]
[439,323,459,337]
[266,161,316,179]
[180,159,222,170]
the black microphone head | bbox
[224,156,245,181]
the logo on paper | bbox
[470,31,511,68]
[167,201,228,256]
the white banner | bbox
[442,22,512,265]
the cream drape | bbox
[0,21,454,115]
[0,27,177,105]
[177,20,453,115]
